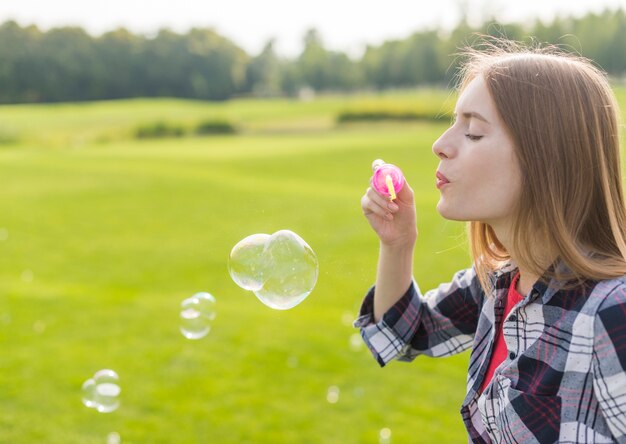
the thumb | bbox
[396,180,414,205]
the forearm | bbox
[373,242,415,322]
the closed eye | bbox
[465,134,483,141]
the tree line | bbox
[0,8,625,103]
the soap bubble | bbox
[341,311,355,326]
[32,320,46,334]
[326,385,340,404]
[353,386,365,398]
[228,234,271,291]
[229,230,318,310]
[179,292,216,340]
[81,380,97,409]
[253,230,318,310]
[107,432,121,444]
[379,427,392,444]
[0,313,11,326]
[81,369,120,413]
[21,269,34,283]
[349,333,364,352]
[286,355,299,369]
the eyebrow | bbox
[453,111,490,124]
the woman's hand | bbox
[361,160,418,249]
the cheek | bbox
[486,170,522,213]
[461,162,520,207]
[472,146,520,190]
[463,158,505,191]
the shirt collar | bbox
[536,259,578,304]
[491,259,572,304]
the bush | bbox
[336,110,449,124]
[194,120,237,135]
[0,130,18,145]
[135,121,185,139]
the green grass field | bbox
[0,87,624,443]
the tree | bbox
[246,39,283,96]
[0,7,624,103]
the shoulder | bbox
[592,275,626,312]
[589,276,626,339]
[590,278,626,378]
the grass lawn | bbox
[0,87,623,443]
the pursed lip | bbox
[436,171,450,189]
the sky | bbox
[0,0,625,57]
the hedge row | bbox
[336,110,449,123]
[135,120,236,139]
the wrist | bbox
[379,234,417,252]
[379,241,415,263]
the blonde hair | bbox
[458,40,626,293]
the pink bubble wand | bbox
[370,159,405,201]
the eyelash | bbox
[465,134,483,141]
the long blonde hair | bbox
[458,41,626,292]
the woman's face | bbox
[432,75,522,230]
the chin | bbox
[436,202,469,221]
[436,203,454,220]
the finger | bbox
[371,159,385,172]
[369,188,399,212]
[366,186,393,208]
[364,188,397,215]
[396,180,414,203]
[361,191,394,219]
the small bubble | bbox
[33,320,46,334]
[81,369,120,413]
[341,311,354,326]
[1,313,12,325]
[21,269,34,283]
[379,427,392,444]
[349,333,363,351]
[179,292,216,340]
[286,355,299,369]
[326,385,340,404]
[0,228,8,241]
[106,432,121,444]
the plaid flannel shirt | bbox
[355,262,626,443]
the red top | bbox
[479,272,523,393]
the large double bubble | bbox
[228,230,318,310]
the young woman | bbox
[357,40,626,443]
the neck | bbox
[515,267,538,296]
[490,222,546,296]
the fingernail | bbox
[388,203,399,212]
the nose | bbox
[432,130,454,159]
